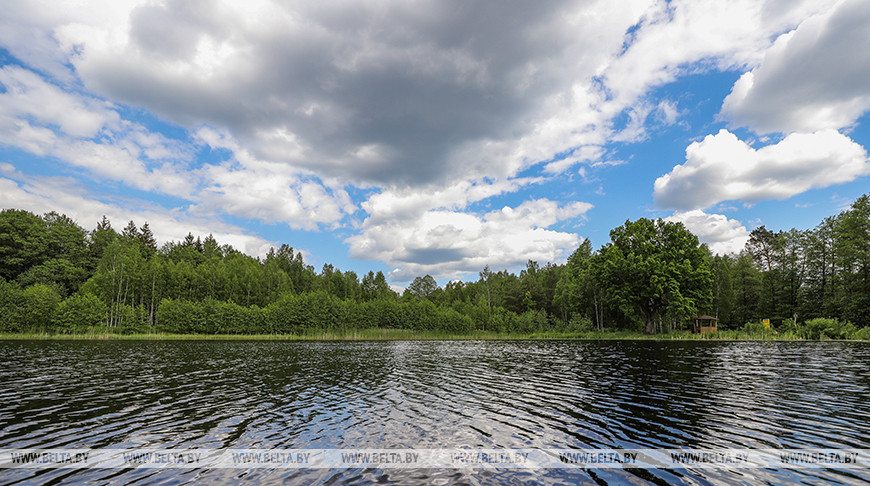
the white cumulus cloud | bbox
[0,65,354,230]
[0,64,195,197]
[4,0,867,279]
[654,129,870,210]
[721,0,870,134]
[0,172,276,257]
[665,210,750,255]
[347,198,592,281]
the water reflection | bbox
[1,340,868,484]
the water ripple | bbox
[1,340,868,484]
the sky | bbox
[1,0,869,287]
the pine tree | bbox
[89,216,117,270]
[138,222,157,257]
[122,220,140,240]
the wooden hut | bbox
[693,315,718,334]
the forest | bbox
[0,194,869,338]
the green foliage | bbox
[853,327,870,340]
[17,258,89,297]
[116,305,152,334]
[777,317,800,336]
[730,254,761,327]
[55,293,107,333]
[0,279,25,333]
[138,223,158,258]
[510,310,547,333]
[20,284,62,333]
[89,216,117,267]
[554,241,595,323]
[369,298,403,328]
[722,196,870,330]
[437,307,473,333]
[153,291,475,335]
[406,275,439,301]
[156,299,215,334]
[44,212,89,262]
[567,314,593,332]
[264,294,308,334]
[709,254,735,327]
[834,195,870,326]
[798,318,857,340]
[741,321,774,339]
[593,218,712,333]
[2,197,870,338]
[361,270,394,301]
[0,209,49,281]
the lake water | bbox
[1,340,868,485]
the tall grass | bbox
[2,327,866,341]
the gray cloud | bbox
[399,248,470,266]
[9,0,864,280]
[65,0,637,187]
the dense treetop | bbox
[1,195,869,335]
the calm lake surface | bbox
[1,340,868,485]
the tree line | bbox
[0,195,868,336]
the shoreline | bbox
[1,330,865,342]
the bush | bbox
[742,321,773,338]
[486,308,510,333]
[369,298,402,329]
[155,298,270,335]
[264,294,308,334]
[466,303,490,332]
[20,284,62,333]
[853,327,870,340]
[776,318,800,336]
[515,310,548,334]
[114,304,151,334]
[0,279,25,333]
[156,298,197,334]
[303,291,343,330]
[567,314,593,332]
[55,293,107,333]
[399,300,435,330]
[215,300,266,334]
[800,318,856,340]
[437,307,473,333]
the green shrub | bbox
[215,300,246,334]
[400,300,439,330]
[55,293,107,333]
[777,318,800,335]
[116,304,151,334]
[437,307,473,333]
[0,279,25,333]
[515,310,548,334]
[303,291,343,330]
[20,284,62,333]
[567,314,593,332]
[800,318,856,340]
[853,327,870,340]
[264,294,308,334]
[742,321,773,338]
[156,298,196,334]
[371,298,402,329]
[486,308,511,333]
